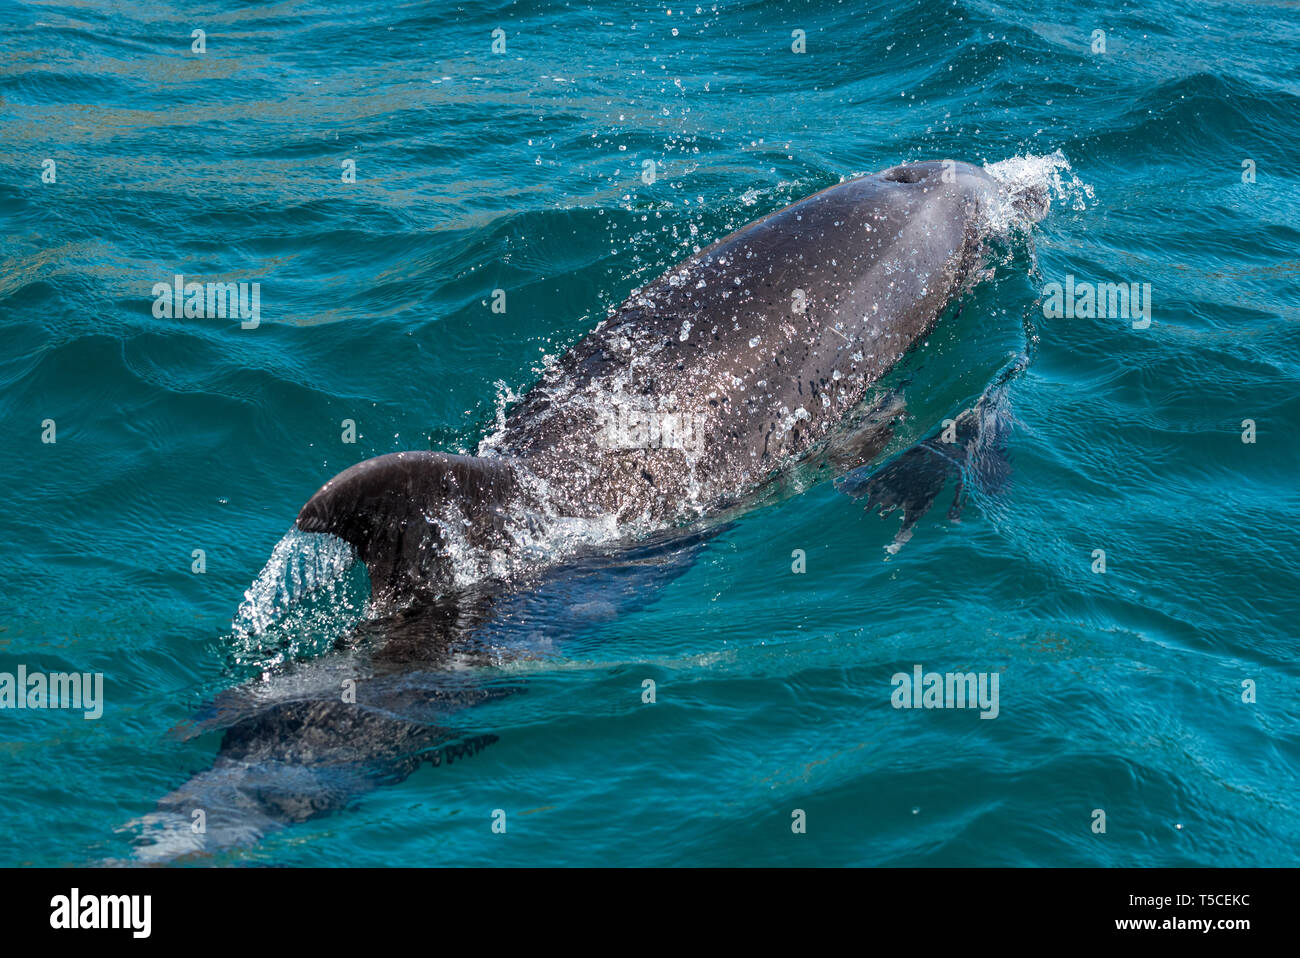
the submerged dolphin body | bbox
[298,160,1023,599]
[134,529,717,860]
[135,160,1043,860]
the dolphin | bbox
[133,159,1041,860]
[298,160,1024,600]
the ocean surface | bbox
[1,0,1297,867]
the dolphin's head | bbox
[878,159,1001,221]
[841,159,1005,305]
[880,158,1051,229]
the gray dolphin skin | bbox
[298,159,1009,599]
[136,159,1036,860]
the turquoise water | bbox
[1,0,1298,866]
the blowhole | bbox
[883,166,925,184]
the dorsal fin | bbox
[296,451,521,599]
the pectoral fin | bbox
[840,359,1022,553]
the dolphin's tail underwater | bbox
[125,614,516,864]
[130,692,502,863]
[124,527,715,864]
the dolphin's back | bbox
[491,161,997,520]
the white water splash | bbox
[984,150,1096,229]
[230,527,367,664]
[481,378,525,452]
